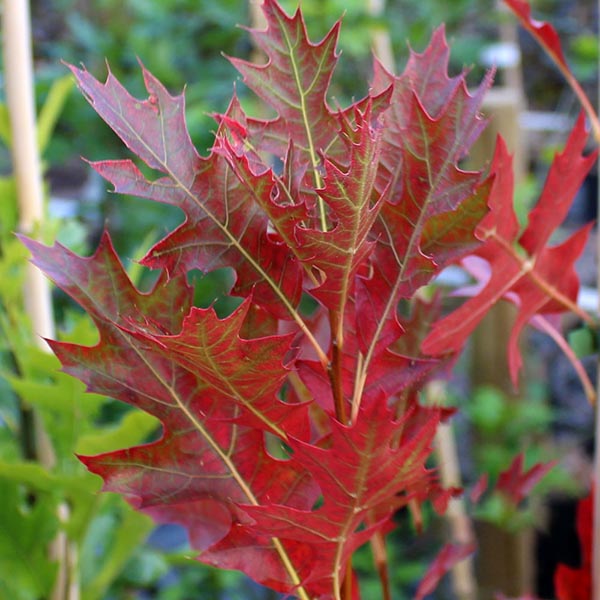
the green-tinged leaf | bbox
[76,410,160,455]
[0,460,97,495]
[81,498,154,600]
[568,326,596,358]
[38,75,75,154]
[0,480,59,600]
[0,104,11,146]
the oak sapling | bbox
[25,1,596,598]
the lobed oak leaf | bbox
[69,63,303,320]
[423,114,597,381]
[131,299,310,440]
[356,28,492,357]
[495,454,556,507]
[234,400,441,597]
[24,233,307,439]
[227,0,341,168]
[293,104,384,321]
[21,230,191,337]
[23,233,320,593]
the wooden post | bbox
[467,53,533,600]
[430,382,478,600]
[367,0,395,74]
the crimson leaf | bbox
[423,114,597,381]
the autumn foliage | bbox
[24,0,596,598]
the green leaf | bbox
[468,386,507,433]
[6,356,106,464]
[0,176,18,236]
[76,410,160,455]
[0,104,11,146]
[568,326,596,358]
[81,497,154,600]
[38,75,75,154]
[0,480,58,600]
[0,460,97,495]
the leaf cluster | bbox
[25,1,597,598]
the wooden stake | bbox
[2,3,76,599]
[429,381,478,600]
[3,0,54,341]
[367,0,395,73]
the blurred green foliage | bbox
[465,385,579,531]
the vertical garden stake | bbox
[1,2,75,600]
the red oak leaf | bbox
[504,0,570,75]
[23,233,307,439]
[23,233,322,593]
[423,114,597,382]
[225,401,441,596]
[496,454,556,507]
[227,0,341,164]
[357,27,493,358]
[69,63,303,320]
[415,542,477,600]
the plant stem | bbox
[531,316,596,405]
[342,562,353,600]
[368,523,391,600]
[330,327,348,424]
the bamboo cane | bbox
[429,381,478,600]
[1,2,76,599]
[3,0,54,340]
